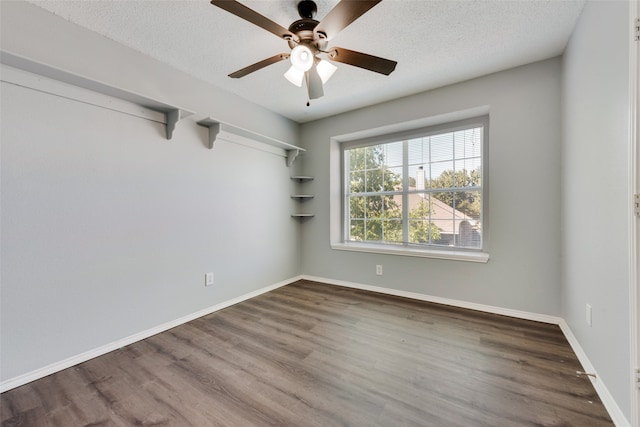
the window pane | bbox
[365,219,383,241]
[454,160,481,187]
[383,220,403,243]
[431,132,454,162]
[349,196,364,220]
[349,219,364,241]
[343,120,485,252]
[408,193,431,219]
[430,162,454,188]
[455,218,481,248]
[383,141,403,167]
[408,138,429,165]
[430,191,454,246]
[347,147,365,171]
[454,128,482,160]
[409,220,438,244]
[453,190,481,248]
[408,165,428,190]
[384,195,402,219]
[365,169,384,192]
[384,167,403,191]
[365,196,383,219]
[453,190,481,220]
[349,170,365,194]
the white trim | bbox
[331,242,489,263]
[302,275,558,324]
[331,106,491,143]
[0,275,303,393]
[629,2,639,426]
[559,320,631,427]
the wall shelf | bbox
[197,117,304,166]
[1,51,194,140]
[291,214,315,218]
[291,195,314,200]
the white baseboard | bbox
[0,275,303,393]
[302,274,629,426]
[302,274,562,324]
[558,320,630,427]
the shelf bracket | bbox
[166,109,180,140]
[164,108,194,140]
[196,119,221,149]
[197,117,305,155]
[287,149,300,167]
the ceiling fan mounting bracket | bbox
[297,0,318,19]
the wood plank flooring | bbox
[1,280,613,426]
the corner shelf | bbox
[291,176,314,219]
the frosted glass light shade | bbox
[290,45,313,72]
[316,59,337,84]
[284,66,304,87]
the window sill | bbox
[331,242,490,263]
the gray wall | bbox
[300,58,563,316]
[561,0,631,418]
[0,76,301,382]
[0,0,302,383]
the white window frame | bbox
[330,112,490,263]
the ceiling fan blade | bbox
[305,65,324,100]
[228,53,290,78]
[210,0,294,40]
[328,47,397,75]
[315,0,382,40]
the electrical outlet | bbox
[376,265,383,276]
[586,303,592,327]
[205,272,215,287]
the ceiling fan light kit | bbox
[210,0,397,104]
[284,66,305,87]
[316,59,337,84]
[290,45,314,72]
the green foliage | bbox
[431,169,481,219]
[347,146,402,242]
[408,200,441,243]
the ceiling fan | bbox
[210,0,397,102]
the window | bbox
[341,116,488,258]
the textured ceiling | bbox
[25,0,585,123]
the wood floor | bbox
[1,280,613,426]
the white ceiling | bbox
[25,0,585,123]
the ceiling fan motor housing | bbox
[288,0,327,50]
